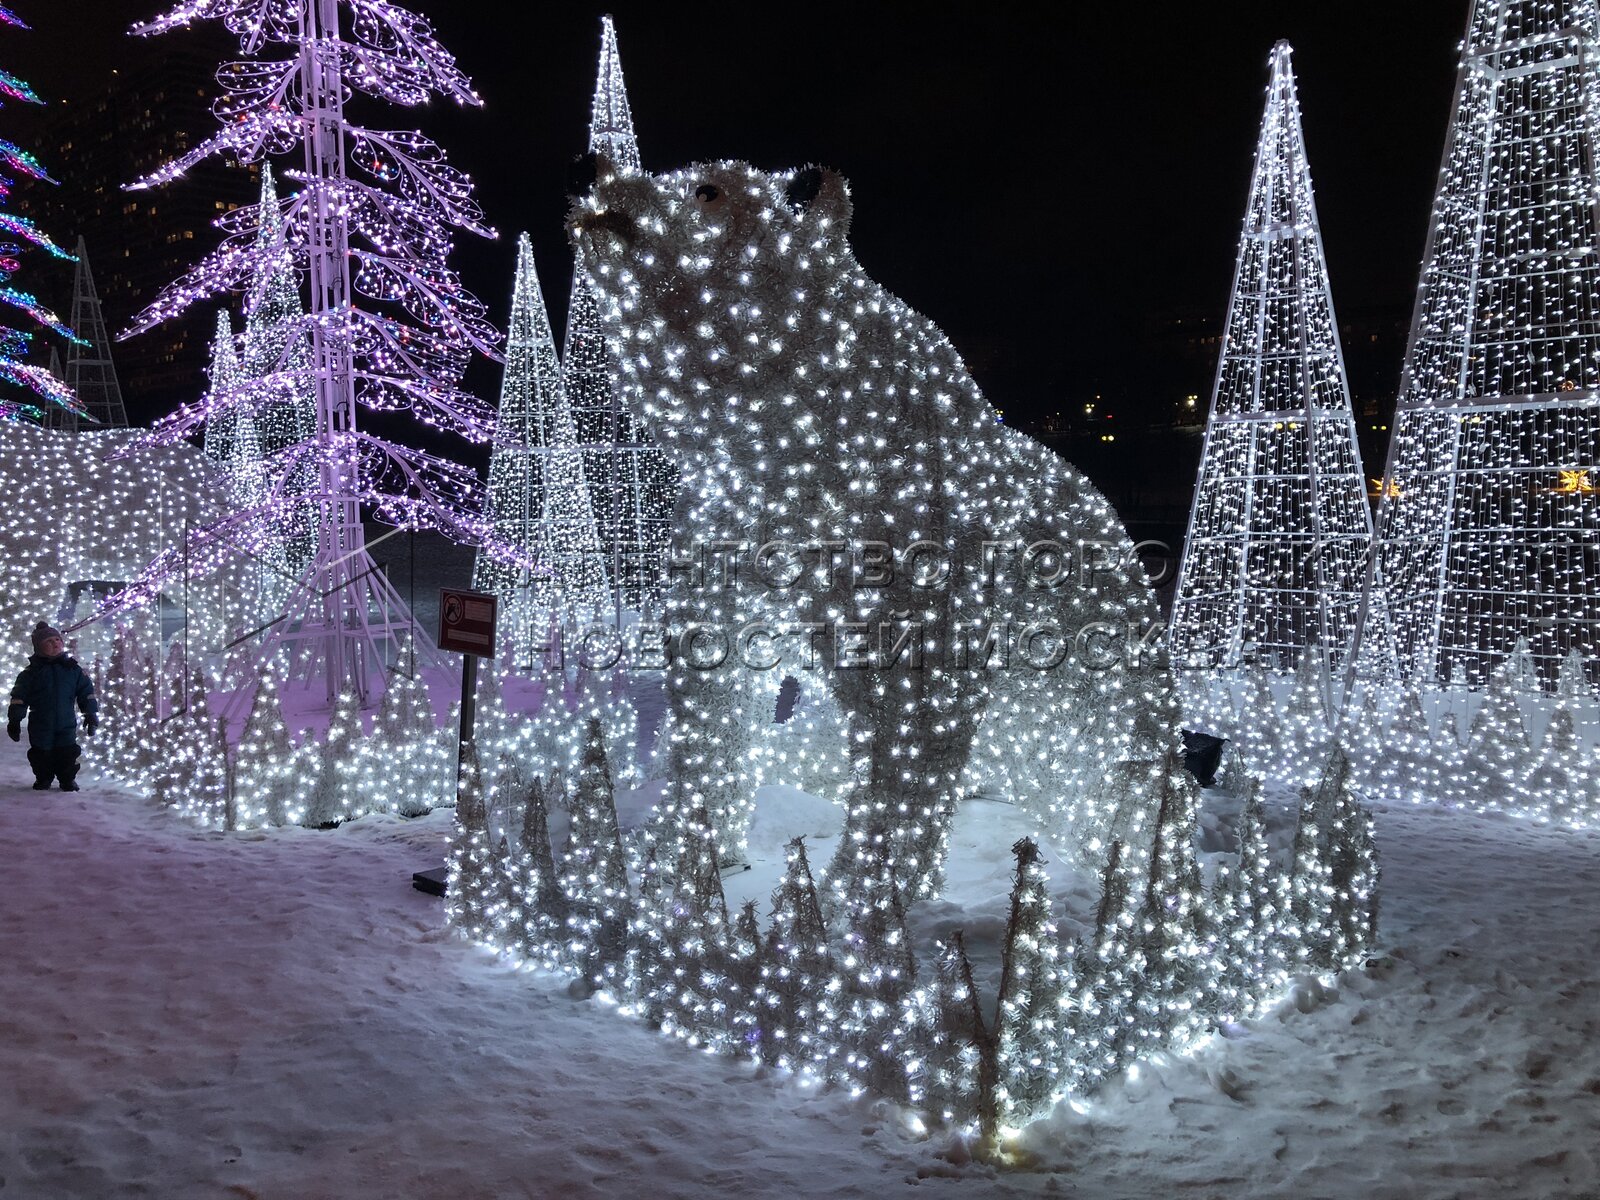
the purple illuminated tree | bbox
[0,6,85,421]
[107,0,515,704]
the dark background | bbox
[6,1,1467,529]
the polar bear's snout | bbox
[573,207,637,243]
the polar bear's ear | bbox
[784,166,851,233]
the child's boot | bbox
[27,748,54,790]
[55,746,80,792]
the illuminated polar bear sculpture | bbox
[573,160,1175,898]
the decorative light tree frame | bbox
[1171,42,1389,684]
[106,0,513,706]
[1351,0,1600,695]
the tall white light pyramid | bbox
[1171,43,1385,683]
[564,15,676,614]
[1355,1,1600,694]
[476,235,610,660]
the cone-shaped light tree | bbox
[240,164,315,458]
[1171,42,1388,683]
[563,14,675,613]
[205,309,291,619]
[106,0,517,706]
[475,234,609,657]
[202,310,242,472]
[0,8,84,422]
[239,163,318,583]
[1353,0,1600,692]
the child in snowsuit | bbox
[7,622,98,791]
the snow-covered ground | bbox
[2,740,1598,1199]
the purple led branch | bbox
[116,308,494,456]
[90,441,537,627]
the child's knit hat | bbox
[31,622,63,654]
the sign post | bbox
[411,588,498,895]
[437,587,498,797]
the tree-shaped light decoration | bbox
[1364,688,1437,806]
[637,796,737,1044]
[759,836,836,1076]
[475,234,610,654]
[1133,751,1211,1052]
[108,0,514,706]
[1286,784,1336,971]
[1233,661,1285,777]
[1465,664,1532,800]
[192,309,290,624]
[174,680,229,827]
[505,774,564,968]
[563,14,675,613]
[565,660,639,788]
[1324,757,1380,966]
[1506,635,1541,695]
[239,162,316,576]
[1171,43,1390,684]
[1352,0,1600,691]
[239,163,314,458]
[1526,657,1600,824]
[760,674,856,803]
[306,687,364,825]
[202,311,241,472]
[231,673,294,828]
[993,837,1063,1120]
[559,717,633,992]
[1209,779,1283,1021]
[1066,839,1143,1093]
[445,742,495,943]
[0,7,84,422]
[1557,649,1597,743]
[1280,649,1332,786]
[913,935,985,1127]
[369,657,451,816]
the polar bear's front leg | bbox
[825,667,986,903]
[661,640,775,862]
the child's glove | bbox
[6,721,18,742]
[83,716,98,737]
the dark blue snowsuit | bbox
[8,653,98,788]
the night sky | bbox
[12,1,1465,433]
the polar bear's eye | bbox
[694,184,722,206]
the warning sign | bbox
[438,588,498,658]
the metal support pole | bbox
[182,516,190,711]
[455,653,478,805]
